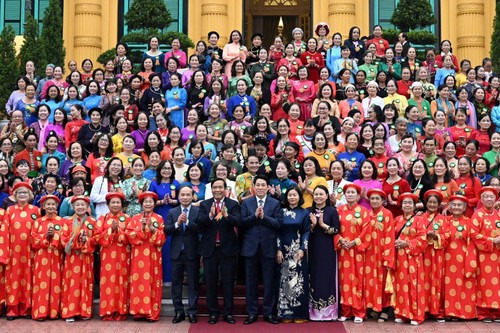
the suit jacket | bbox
[401,41,411,59]
[197,198,241,257]
[240,195,283,258]
[344,39,366,61]
[165,205,200,260]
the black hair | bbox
[185,162,204,182]
[144,131,164,156]
[166,125,184,147]
[134,112,150,130]
[299,156,324,179]
[253,174,270,185]
[92,133,114,159]
[85,79,102,96]
[431,156,452,184]
[43,173,60,185]
[474,156,490,175]
[211,177,227,189]
[155,160,176,184]
[45,84,63,103]
[310,131,327,150]
[358,159,378,180]
[311,185,332,208]
[104,157,124,180]
[281,185,305,208]
[67,141,87,160]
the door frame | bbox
[243,0,312,45]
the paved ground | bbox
[1,317,500,333]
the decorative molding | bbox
[201,4,228,16]
[328,3,356,16]
[457,2,484,16]
[457,35,485,48]
[74,36,102,48]
[75,3,102,16]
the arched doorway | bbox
[244,0,312,48]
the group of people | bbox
[0,21,499,326]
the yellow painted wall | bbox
[312,0,370,40]
[188,0,243,47]
[62,0,119,72]
[440,0,494,66]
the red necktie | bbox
[215,200,221,243]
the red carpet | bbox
[188,320,347,333]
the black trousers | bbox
[245,244,276,316]
[171,251,200,315]
[203,247,237,316]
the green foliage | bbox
[96,49,116,66]
[0,25,20,119]
[408,30,437,45]
[382,29,436,46]
[97,48,142,72]
[124,0,172,32]
[40,0,65,68]
[390,0,437,32]
[121,31,194,49]
[19,13,44,70]
[382,29,399,44]
[491,2,500,72]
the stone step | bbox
[92,283,264,317]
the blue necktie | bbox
[182,208,188,231]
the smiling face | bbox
[361,162,374,179]
[171,39,180,50]
[254,178,269,198]
[231,31,241,43]
[307,38,317,51]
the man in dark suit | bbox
[197,178,241,324]
[165,185,200,324]
[240,175,283,325]
[398,32,411,59]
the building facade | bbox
[1,0,495,69]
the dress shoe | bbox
[6,316,16,321]
[244,315,257,325]
[172,312,185,324]
[223,315,236,324]
[188,314,197,323]
[263,315,279,324]
[208,314,218,324]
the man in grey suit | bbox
[240,175,283,325]
[165,185,200,324]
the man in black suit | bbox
[165,185,200,324]
[197,178,241,324]
[398,32,411,59]
[240,175,283,325]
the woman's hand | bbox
[298,176,307,191]
[309,212,317,228]
[295,249,304,262]
[276,250,284,264]
[329,193,337,206]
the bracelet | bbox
[325,226,337,235]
